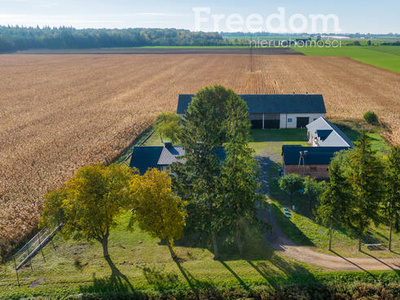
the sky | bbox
[0,0,399,34]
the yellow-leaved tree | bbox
[128,168,186,259]
[40,164,133,276]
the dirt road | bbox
[264,208,400,271]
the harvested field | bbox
[16,47,302,55]
[1,54,399,259]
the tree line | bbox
[41,85,267,276]
[0,26,230,53]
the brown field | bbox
[0,54,399,259]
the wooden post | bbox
[26,247,33,271]
[38,234,46,263]
[51,239,57,252]
[13,256,20,287]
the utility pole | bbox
[249,33,254,72]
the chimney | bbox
[164,141,172,148]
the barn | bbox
[177,94,326,129]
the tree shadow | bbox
[330,250,376,278]
[139,265,179,291]
[390,250,400,256]
[360,250,400,274]
[269,204,315,247]
[247,253,319,288]
[218,260,249,290]
[80,255,135,294]
[171,255,214,299]
[256,156,279,196]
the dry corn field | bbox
[0,54,399,259]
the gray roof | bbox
[282,145,349,165]
[158,146,185,165]
[177,94,326,114]
[306,117,353,148]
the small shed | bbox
[282,145,348,179]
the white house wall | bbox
[280,113,325,129]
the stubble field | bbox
[1,54,399,259]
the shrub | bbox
[363,111,379,124]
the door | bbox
[296,117,309,128]
[264,119,280,129]
[251,120,262,129]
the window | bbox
[288,118,293,123]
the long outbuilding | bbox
[177,93,326,129]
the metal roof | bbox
[282,145,348,165]
[306,117,353,148]
[177,94,326,114]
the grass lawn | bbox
[0,211,319,299]
[333,120,390,154]
[294,46,400,74]
[249,129,308,156]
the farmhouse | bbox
[306,117,353,148]
[177,94,326,129]
[130,142,226,174]
[129,142,184,174]
[282,145,348,179]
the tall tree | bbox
[347,131,384,251]
[128,168,187,259]
[317,153,353,251]
[385,146,400,251]
[176,85,230,259]
[40,164,133,276]
[220,90,268,255]
[303,176,326,215]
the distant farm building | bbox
[282,145,348,179]
[130,142,226,174]
[306,117,353,148]
[177,94,326,129]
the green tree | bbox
[303,176,326,215]
[363,111,379,124]
[40,164,133,276]
[220,90,268,255]
[154,112,182,144]
[279,174,304,205]
[128,168,187,259]
[176,85,230,259]
[317,153,353,251]
[385,146,400,251]
[347,131,384,251]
